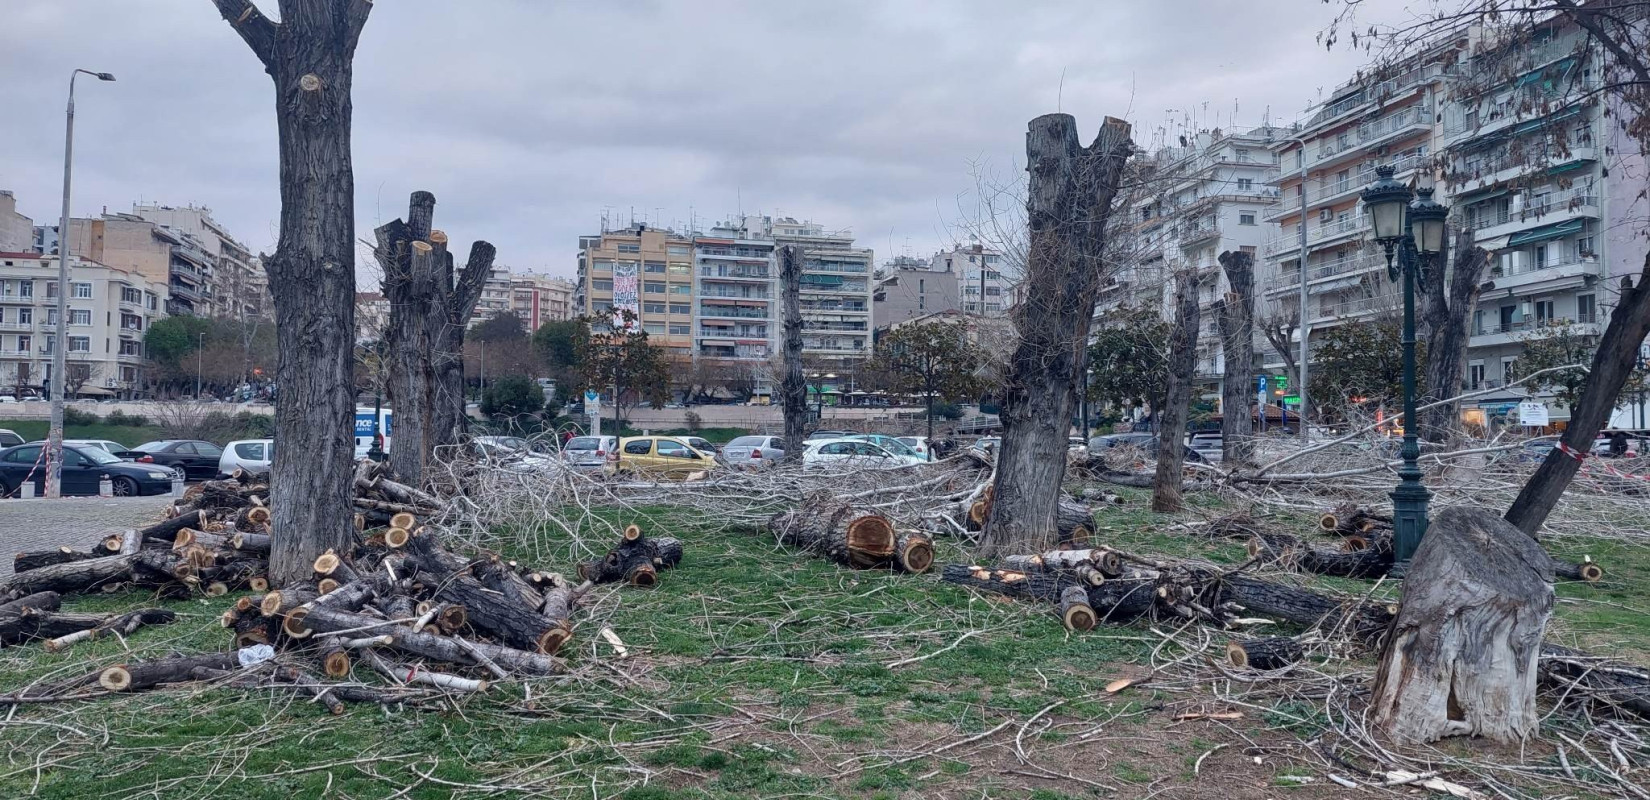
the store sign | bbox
[1517,401,1550,426]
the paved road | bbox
[0,495,173,577]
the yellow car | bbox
[612,436,718,479]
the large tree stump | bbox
[1370,506,1553,744]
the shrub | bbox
[930,402,964,420]
[481,375,545,418]
[683,410,702,431]
[62,407,101,426]
[103,409,149,427]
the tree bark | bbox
[1506,252,1650,536]
[1217,250,1255,465]
[981,114,1131,556]
[1226,637,1302,671]
[1420,231,1487,444]
[1371,506,1553,744]
[1152,270,1200,512]
[768,502,931,572]
[779,245,806,461]
[211,0,374,586]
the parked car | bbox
[847,434,925,461]
[475,435,531,452]
[895,436,930,460]
[805,430,856,442]
[562,435,618,473]
[0,429,24,448]
[117,440,225,481]
[0,442,177,497]
[1517,437,1559,462]
[802,438,924,470]
[722,435,785,469]
[612,436,718,479]
[472,438,562,473]
[1188,433,1223,464]
[1088,433,1208,464]
[1068,437,1089,456]
[681,436,721,455]
[64,439,129,457]
[219,439,275,477]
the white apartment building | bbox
[470,266,515,326]
[132,204,267,320]
[930,242,1010,315]
[1440,21,1644,426]
[693,223,775,364]
[510,274,575,330]
[0,251,168,398]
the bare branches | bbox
[210,0,278,69]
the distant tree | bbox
[481,374,545,418]
[1512,321,1647,411]
[573,314,671,422]
[1087,305,1171,423]
[473,310,527,343]
[866,322,986,455]
[144,316,214,368]
[533,319,582,383]
[1308,319,1425,417]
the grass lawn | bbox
[0,419,168,448]
[1,489,1645,799]
[615,426,751,443]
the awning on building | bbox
[1507,218,1584,247]
[1477,234,1512,251]
[1309,276,1363,296]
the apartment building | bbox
[355,291,389,344]
[0,191,32,253]
[63,212,214,316]
[1439,22,1643,423]
[693,221,775,364]
[469,266,516,326]
[510,274,575,330]
[766,217,875,371]
[573,224,697,362]
[930,243,1009,315]
[0,251,167,398]
[132,204,267,320]
[873,254,961,334]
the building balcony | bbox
[116,352,145,363]
[1449,147,1596,196]
[697,305,769,320]
[1471,317,1600,348]
[1483,257,1600,295]
[1306,108,1434,171]
[1265,251,1385,296]
[699,288,771,299]
[1266,153,1429,221]
[1263,215,1370,257]
[169,282,201,301]
[0,350,34,359]
[0,321,32,332]
[0,294,36,305]
[1311,293,1395,324]
[1470,191,1599,244]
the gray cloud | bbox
[0,1,1395,282]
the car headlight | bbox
[147,472,172,479]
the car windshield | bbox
[565,438,598,451]
[870,437,917,457]
[78,447,122,466]
[728,436,766,447]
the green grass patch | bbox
[0,418,169,447]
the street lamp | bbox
[45,68,115,500]
[1361,165,1448,567]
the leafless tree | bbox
[779,245,806,462]
[1216,251,1257,465]
[1153,270,1201,512]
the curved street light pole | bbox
[45,68,114,499]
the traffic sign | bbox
[583,389,600,411]
[1256,375,1268,393]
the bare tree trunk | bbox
[1506,253,1650,536]
[779,245,806,461]
[1419,231,1487,444]
[1260,311,1306,424]
[980,114,1131,557]
[1152,271,1200,512]
[432,244,493,455]
[212,0,373,586]
[1218,251,1255,466]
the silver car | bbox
[722,435,785,468]
[220,439,274,477]
[562,435,618,472]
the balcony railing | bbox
[697,306,768,320]
[802,262,869,274]
[701,289,770,299]
[1310,108,1433,166]
[699,266,770,279]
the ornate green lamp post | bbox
[1361,165,1448,567]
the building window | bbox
[667,263,691,275]
[644,261,666,273]
[45,282,57,299]
[643,302,666,314]
[669,303,690,315]
[1469,363,1486,389]
[670,284,691,295]
[591,279,613,291]
[1237,178,1253,191]
[1578,294,1596,323]
[591,260,614,273]
[17,308,31,324]
[72,282,92,299]
[1500,305,1516,330]
[17,280,32,299]
[668,323,690,335]
[16,335,30,353]
[1239,213,1256,226]
[1502,357,1517,383]
[121,287,141,304]
[68,336,90,353]
[667,245,690,256]
[1235,148,1251,162]
[616,243,640,253]
[69,309,91,325]
[643,281,666,294]
[1534,299,1554,324]
[643,322,666,335]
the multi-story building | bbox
[1438,21,1643,425]
[470,265,515,326]
[63,213,214,316]
[930,243,1009,315]
[692,222,775,364]
[510,274,575,330]
[765,217,875,371]
[1116,126,1284,392]
[873,254,961,335]
[1258,40,1462,401]
[355,291,389,344]
[132,204,266,320]
[573,223,697,362]
[0,191,32,253]
[0,251,167,398]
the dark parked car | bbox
[0,443,177,497]
[117,440,225,481]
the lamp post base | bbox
[1390,477,1432,570]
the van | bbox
[353,407,393,458]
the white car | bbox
[896,436,930,459]
[220,439,274,477]
[802,438,924,470]
[64,439,129,457]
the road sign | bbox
[1256,375,1268,393]
[583,389,600,411]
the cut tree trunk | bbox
[1370,506,1554,744]
[299,605,562,676]
[12,548,95,574]
[769,502,932,572]
[1217,250,1255,466]
[1420,232,1487,444]
[1152,270,1200,512]
[1507,252,1650,536]
[981,114,1132,557]
[100,652,243,692]
[779,244,806,462]
[1059,585,1097,632]
[211,0,376,586]
[1247,531,1394,579]
[1226,637,1302,671]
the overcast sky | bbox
[0,1,1405,282]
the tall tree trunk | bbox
[1419,231,1487,444]
[1152,271,1200,512]
[212,0,373,586]
[980,114,1131,557]
[1217,250,1255,466]
[1260,312,1304,422]
[779,245,806,461]
[1506,253,1650,536]
[373,193,496,488]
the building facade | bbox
[510,274,575,330]
[132,204,267,320]
[873,254,961,335]
[0,191,32,253]
[64,213,214,316]
[930,243,1009,316]
[573,224,698,362]
[0,251,168,398]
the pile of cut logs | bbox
[954,486,1095,546]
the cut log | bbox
[138,510,207,545]
[1226,637,1303,671]
[99,652,242,692]
[892,531,935,574]
[1084,576,1158,623]
[1056,501,1093,546]
[317,637,352,678]
[298,605,562,676]
[1553,556,1604,583]
[1246,531,1393,579]
[12,548,95,574]
[940,564,1069,602]
[1003,548,1123,578]
[229,531,272,553]
[768,501,912,571]
[1059,585,1097,632]
[41,608,175,653]
[0,553,147,598]
[1370,506,1553,745]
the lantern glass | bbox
[1415,216,1446,254]
[1367,198,1407,241]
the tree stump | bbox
[1370,506,1553,744]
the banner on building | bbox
[612,261,640,330]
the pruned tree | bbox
[1258,307,1305,422]
[1216,250,1256,465]
[980,114,1132,557]
[372,191,496,487]
[572,313,670,424]
[865,321,986,457]
[1152,270,1201,512]
[779,244,806,462]
[211,0,373,585]
[1418,231,1488,443]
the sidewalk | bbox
[0,495,172,576]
